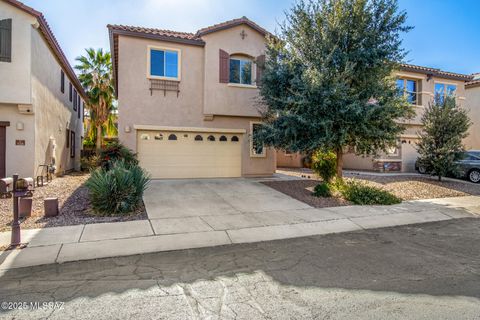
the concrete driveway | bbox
[142,178,476,245]
[143,178,315,233]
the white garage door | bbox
[137,130,242,179]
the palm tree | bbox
[75,48,114,152]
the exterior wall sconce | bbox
[16,122,24,131]
[125,126,131,133]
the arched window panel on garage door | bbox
[194,135,203,141]
[207,135,215,141]
[219,135,227,142]
[168,134,177,140]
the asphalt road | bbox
[0,218,479,319]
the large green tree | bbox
[257,0,414,177]
[417,97,471,181]
[75,48,115,152]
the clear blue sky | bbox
[21,0,480,75]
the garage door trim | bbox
[134,124,246,134]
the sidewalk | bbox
[0,196,478,271]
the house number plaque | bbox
[15,140,25,146]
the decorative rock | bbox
[44,197,59,217]
[19,197,33,218]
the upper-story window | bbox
[230,56,252,85]
[434,83,456,105]
[396,78,417,105]
[148,46,180,80]
[0,19,12,63]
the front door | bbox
[0,122,9,178]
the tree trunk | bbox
[336,148,343,178]
[96,124,102,154]
[438,175,442,182]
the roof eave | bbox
[399,64,473,82]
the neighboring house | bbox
[465,74,480,150]
[278,64,473,172]
[108,17,276,179]
[0,0,85,179]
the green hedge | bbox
[341,180,401,205]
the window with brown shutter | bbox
[70,131,75,158]
[73,90,77,110]
[82,102,85,122]
[78,99,81,118]
[256,55,265,86]
[60,70,65,93]
[69,83,72,101]
[219,49,229,83]
[0,19,12,63]
[77,95,80,113]
[66,129,70,148]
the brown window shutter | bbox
[256,54,265,86]
[60,70,65,93]
[66,129,70,148]
[0,19,12,62]
[69,83,72,101]
[219,49,229,83]
[78,99,81,118]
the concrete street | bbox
[0,218,479,319]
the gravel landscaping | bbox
[0,173,147,232]
[264,168,480,208]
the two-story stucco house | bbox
[278,64,473,172]
[0,0,85,179]
[108,17,275,179]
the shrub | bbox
[312,182,331,197]
[311,150,337,183]
[80,155,100,171]
[341,180,401,205]
[99,141,138,170]
[86,160,150,215]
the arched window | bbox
[231,136,239,142]
[154,133,163,140]
[168,134,177,141]
[194,135,203,141]
[219,135,227,142]
[207,135,215,141]
[140,133,150,140]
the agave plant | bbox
[86,160,150,215]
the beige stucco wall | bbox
[465,85,480,149]
[0,104,35,177]
[117,35,205,150]
[117,26,275,176]
[202,25,266,117]
[30,28,83,174]
[0,2,34,104]
[276,151,303,168]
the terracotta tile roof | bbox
[3,0,88,101]
[107,24,201,42]
[399,63,473,82]
[195,16,270,37]
[466,79,480,88]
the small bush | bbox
[312,182,332,197]
[99,141,138,170]
[86,160,150,215]
[341,180,401,205]
[80,155,100,171]
[311,150,337,183]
